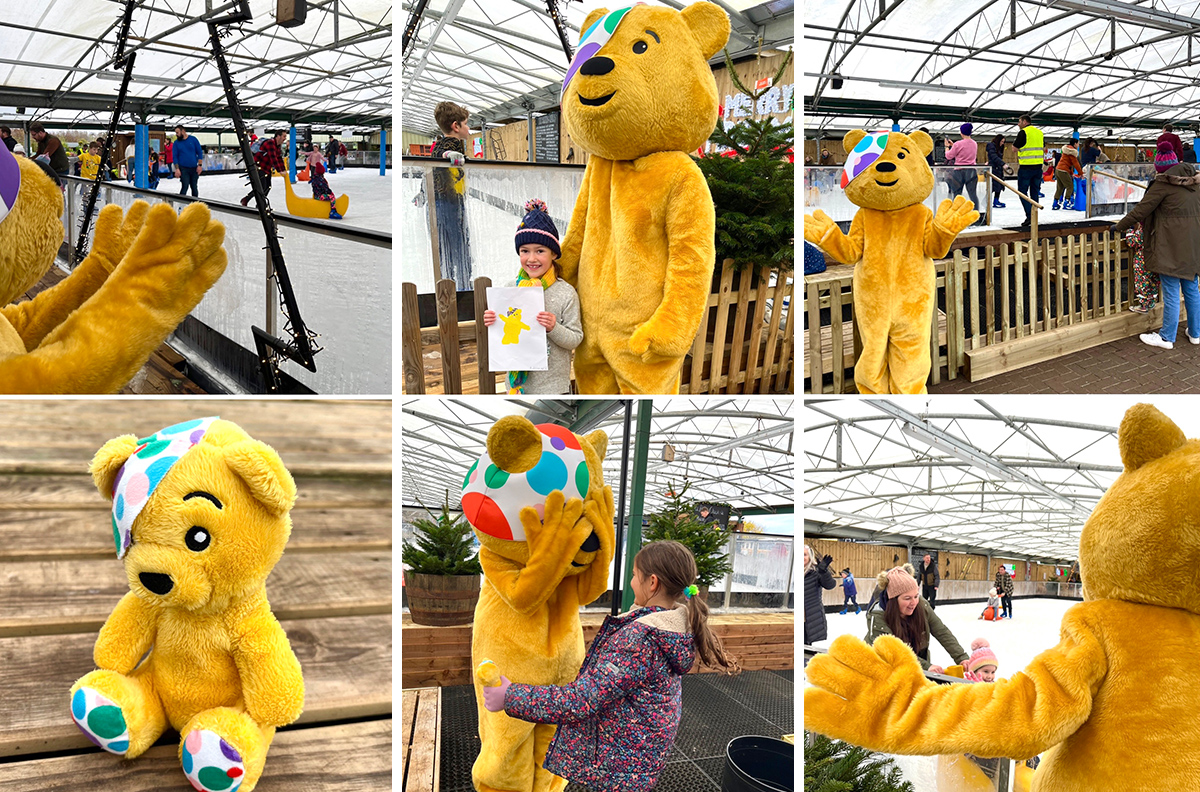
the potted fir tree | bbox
[642,482,734,602]
[402,495,483,626]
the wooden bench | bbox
[0,400,392,790]
[401,688,441,792]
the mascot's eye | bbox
[185,526,211,552]
[898,151,906,159]
[633,40,648,54]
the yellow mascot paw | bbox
[476,659,502,688]
[804,209,837,245]
[628,322,683,362]
[89,201,152,273]
[518,490,590,562]
[804,634,929,740]
[934,196,980,235]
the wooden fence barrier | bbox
[804,229,1161,393]
[403,260,795,394]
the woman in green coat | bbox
[864,566,968,672]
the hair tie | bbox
[684,584,699,599]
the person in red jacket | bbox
[1158,123,1184,160]
[163,139,173,178]
[1053,141,1084,209]
[240,130,286,207]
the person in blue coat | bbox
[839,567,860,614]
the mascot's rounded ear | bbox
[487,415,543,474]
[910,130,935,157]
[583,430,609,461]
[90,435,140,500]
[843,130,867,153]
[1119,403,1186,472]
[224,440,297,516]
[682,1,732,60]
[581,8,607,37]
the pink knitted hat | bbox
[886,566,918,598]
[967,638,998,673]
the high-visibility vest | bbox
[1018,125,1044,166]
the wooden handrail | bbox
[1091,170,1151,190]
[988,174,1045,209]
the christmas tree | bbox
[804,732,915,792]
[694,49,794,272]
[642,482,733,587]
[402,492,483,576]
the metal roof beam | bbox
[404,0,469,95]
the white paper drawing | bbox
[487,287,548,371]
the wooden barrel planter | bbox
[406,573,481,626]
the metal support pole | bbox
[611,400,633,617]
[134,123,148,189]
[526,104,535,163]
[380,127,387,175]
[621,400,653,613]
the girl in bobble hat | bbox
[964,638,999,682]
[483,198,582,394]
[481,540,739,791]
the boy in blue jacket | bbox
[840,567,860,614]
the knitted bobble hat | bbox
[967,638,999,673]
[886,566,919,598]
[1156,140,1179,173]
[515,198,561,257]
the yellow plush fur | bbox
[805,404,1200,792]
[71,420,303,792]
[470,416,615,792]
[804,130,979,394]
[559,2,730,394]
[0,158,227,393]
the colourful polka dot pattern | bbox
[461,423,591,541]
[561,4,643,104]
[71,687,130,754]
[182,728,244,792]
[841,131,890,189]
[111,417,219,559]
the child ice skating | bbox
[980,587,1004,620]
[481,540,739,792]
[483,199,582,395]
[840,568,860,614]
[305,148,341,220]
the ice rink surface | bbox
[148,167,392,233]
[806,598,1079,789]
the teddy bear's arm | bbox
[806,608,1106,759]
[227,594,305,727]
[926,197,980,258]
[1,202,150,352]
[572,485,616,606]
[804,210,864,265]
[558,171,589,286]
[94,591,160,674]
[0,202,226,394]
[627,166,717,359]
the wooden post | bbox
[473,277,494,394]
[727,266,754,394]
[710,261,735,393]
[435,279,462,394]
[745,265,771,394]
[402,282,425,395]
[775,278,795,393]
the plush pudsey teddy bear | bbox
[804,129,979,394]
[558,2,730,394]
[0,140,227,393]
[805,403,1200,792]
[462,416,615,792]
[70,417,303,792]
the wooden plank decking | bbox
[0,400,392,790]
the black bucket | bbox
[722,735,794,792]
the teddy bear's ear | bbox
[681,2,732,60]
[910,129,935,157]
[224,440,297,516]
[90,435,140,500]
[843,130,866,153]
[583,430,609,461]
[581,8,607,38]
[1119,403,1186,471]
[487,415,544,474]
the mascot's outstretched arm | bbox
[479,490,598,615]
[925,196,980,259]
[806,608,1107,759]
[0,201,226,393]
[804,210,864,265]
[1,202,150,350]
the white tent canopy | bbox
[805,0,1200,141]
[0,0,391,131]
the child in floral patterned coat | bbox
[483,540,740,792]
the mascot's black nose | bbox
[139,572,174,595]
[581,531,601,552]
[580,56,615,76]
[874,161,897,173]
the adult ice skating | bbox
[0,0,392,394]
[401,1,795,395]
[804,0,1200,395]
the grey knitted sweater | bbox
[516,279,582,394]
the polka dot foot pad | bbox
[71,687,130,754]
[183,728,245,792]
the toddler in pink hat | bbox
[964,638,999,682]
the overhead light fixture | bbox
[95,72,189,88]
[1047,0,1200,33]
[878,80,967,95]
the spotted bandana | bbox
[110,417,219,559]
[841,131,890,189]
[0,137,20,226]
[561,4,643,105]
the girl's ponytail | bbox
[685,584,740,674]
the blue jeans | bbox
[1017,165,1042,223]
[1158,274,1200,342]
[178,166,199,197]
